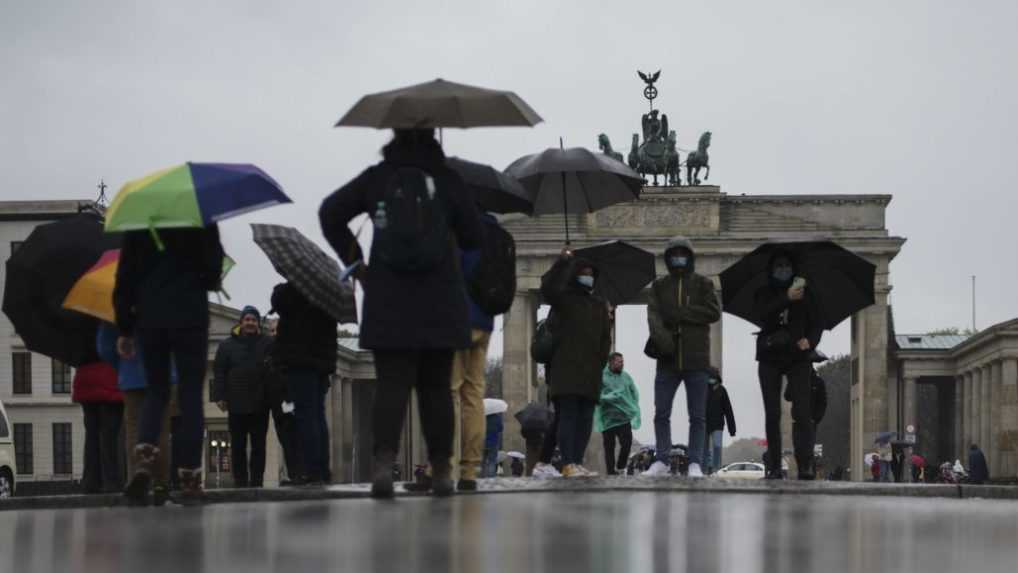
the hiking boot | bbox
[642,461,671,477]
[123,443,158,506]
[176,468,206,506]
[797,456,816,481]
[532,463,562,479]
[431,461,454,497]
[457,479,478,492]
[371,452,396,499]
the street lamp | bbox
[211,440,221,489]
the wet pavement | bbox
[2,490,1017,573]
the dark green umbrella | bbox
[571,240,656,306]
[335,79,543,129]
[719,240,876,330]
[447,157,534,215]
[2,212,122,365]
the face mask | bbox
[773,268,794,282]
[668,256,688,269]
[576,275,595,289]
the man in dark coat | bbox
[643,237,721,479]
[212,306,272,487]
[540,251,612,478]
[968,444,990,484]
[319,128,482,498]
[704,367,736,474]
[114,225,224,503]
[270,282,338,485]
[751,250,823,480]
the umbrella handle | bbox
[561,171,570,246]
[148,225,165,252]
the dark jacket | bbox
[706,384,736,435]
[319,139,483,350]
[968,447,989,484]
[212,328,272,414]
[751,284,823,364]
[270,283,338,375]
[113,226,224,336]
[541,256,612,401]
[647,238,721,373]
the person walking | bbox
[97,323,176,505]
[261,316,303,485]
[211,306,273,488]
[968,444,989,485]
[704,367,736,474]
[270,282,338,485]
[643,237,721,479]
[750,250,822,480]
[595,352,641,476]
[115,225,224,504]
[540,250,612,478]
[320,128,483,498]
[72,360,124,494]
[481,411,503,478]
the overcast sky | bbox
[3,0,1016,443]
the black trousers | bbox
[759,360,814,473]
[270,401,302,480]
[81,402,124,493]
[228,410,269,487]
[372,349,455,463]
[602,423,633,475]
[555,396,596,466]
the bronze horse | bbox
[597,133,624,163]
[686,131,711,186]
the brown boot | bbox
[370,451,396,499]
[176,468,205,506]
[431,460,454,497]
[123,444,158,505]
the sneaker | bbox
[431,461,454,497]
[370,452,396,499]
[687,463,704,479]
[561,464,583,478]
[642,461,671,477]
[532,463,562,479]
[576,465,599,478]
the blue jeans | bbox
[290,368,330,481]
[654,369,709,466]
[482,447,499,478]
[704,430,724,473]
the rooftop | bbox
[895,334,970,351]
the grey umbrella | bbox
[335,78,543,129]
[251,223,357,324]
[447,157,534,215]
[505,144,644,244]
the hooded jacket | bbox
[212,326,272,414]
[270,282,338,375]
[540,256,612,401]
[750,250,823,363]
[646,237,721,372]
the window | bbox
[12,352,31,394]
[10,241,23,255]
[52,423,72,475]
[13,424,32,475]
[51,359,72,394]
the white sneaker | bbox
[577,465,599,477]
[532,463,562,479]
[642,461,671,477]
[687,463,704,479]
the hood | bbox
[382,132,446,170]
[664,236,696,273]
[767,248,799,289]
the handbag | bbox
[756,329,793,355]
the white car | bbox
[716,462,766,480]
[0,400,16,499]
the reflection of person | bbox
[595,353,641,475]
[751,251,822,480]
[870,454,881,481]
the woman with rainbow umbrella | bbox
[107,162,290,505]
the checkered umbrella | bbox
[251,223,357,324]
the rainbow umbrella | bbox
[105,162,291,234]
[63,248,235,322]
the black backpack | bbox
[530,310,560,365]
[372,167,450,273]
[466,219,516,316]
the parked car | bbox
[0,400,16,498]
[716,462,766,480]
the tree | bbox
[722,437,767,465]
[815,354,851,472]
[484,358,503,399]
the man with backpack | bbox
[451,212,515,491]
[319,128,483,498]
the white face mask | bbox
[576,275,595,289]
[668,256,688,268]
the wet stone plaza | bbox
[2,483,1017,573]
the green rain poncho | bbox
[594,366,641,432]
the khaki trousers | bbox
[450,329,491,480]
[123,387,177,485]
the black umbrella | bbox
[571,241,656,306]
[515,402,554,433]
[335,78,543,129]
[251,224,357,324]
[505,144,643,245]
[2,212,121,365]
[719,240,876,330]
[446,157,534,215]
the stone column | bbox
[502,291,537,455]
[849,284,890,482]
[965,371,974,449]
[903,377,918,438]
[954,375,964,462]
[1001,359,1018,478]
[981,364,992,471]
[989,361,1002,479]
